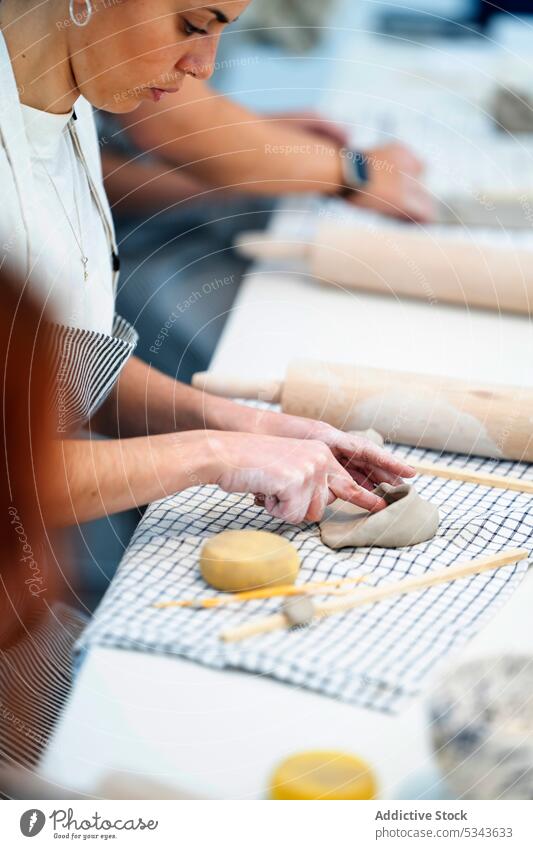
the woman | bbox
[0,0,414,528]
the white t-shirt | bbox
[0,31,116,336]
[19,104,114,335]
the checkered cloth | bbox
[77,445,532,713]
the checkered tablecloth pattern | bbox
[77,445,532,713]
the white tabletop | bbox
[40,569,533,800]
[41,26,533,800]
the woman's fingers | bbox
[304,483,330,523]
[329,474,387,512]
[345,467,376,490]
[255,414,415,483]
[327,450,388,511]
[345,461,404,487]
[223,432,403,525]
[336,437,415,479]
[268,485,314,524]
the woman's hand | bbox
[238,407,415,488]
[353,143,436,223]
[205,431,393,525]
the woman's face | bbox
[68,0,250,112]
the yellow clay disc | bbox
[270,750,377,800]
[200,530,300,593]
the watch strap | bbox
[337,148,369,198]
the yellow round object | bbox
[270,750,377,800]
[200,530,300,593]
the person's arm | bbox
[89,355,236,437]
[47,431,210,525]
[121,78,345,196]
[118,78,434,221]
[86,355,415,510]
[101,150,212,214]
[48,423,413,527]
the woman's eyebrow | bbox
[207,7,236,25]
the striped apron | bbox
[46,313,138,434]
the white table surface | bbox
[41,24,533,800]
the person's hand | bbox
[272,109,350,147]
[351,142,436,223]
[206,431,394,525]
[240,408,415,488]
[203,405,415,524]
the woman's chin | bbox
[99,97,144,114]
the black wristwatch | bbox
[337,148,370,199]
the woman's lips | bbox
[149,87,179,102]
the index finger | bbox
[327,455,388,512]
[329,473,388,512]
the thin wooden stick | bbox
[220,547,529,643]
[411,461,533,494]
[153,576,366,610]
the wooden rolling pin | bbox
[235,226,533,315]
[192,359,533,462]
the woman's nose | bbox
[178,38,219,81]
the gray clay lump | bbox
[320,482,439,549]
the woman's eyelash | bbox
[183,19,209,36]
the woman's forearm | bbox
[46,431,215,526]
[91,356,259,439]
[101,150,210,213]
[124,80,343,195]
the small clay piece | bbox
[320,482,439,549]
[491,86,533,134]
[200,530,300,592]
[282,595,316,628]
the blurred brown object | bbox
[0,266,83,782]
[0,266,58,649]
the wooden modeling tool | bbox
[411,460,533,494]
[234,226,533,316]
[192,360,533,463]
[153,575,366,610]
[220,547,529,643]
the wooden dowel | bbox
[411,461,533,494]
[316,547,528,616]
[221,612,289,643]
[220,547,529,643]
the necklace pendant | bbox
[82,256,89,282]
